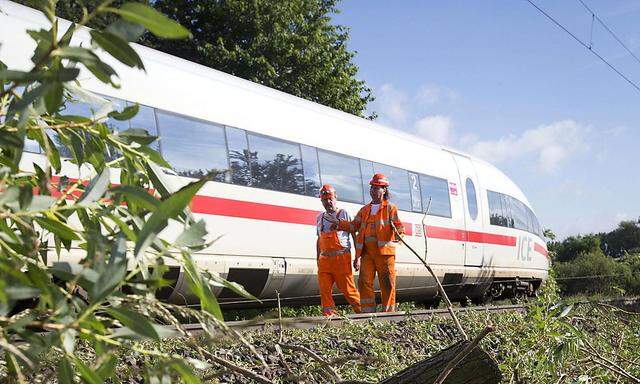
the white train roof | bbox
[0,0,533,209]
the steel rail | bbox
[179,296,640,334]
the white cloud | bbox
[372,83,409,125]
[415,84,458,105]
[464,120,588,172]
[414,115,453,145]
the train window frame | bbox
[371,162,412,212]
[156,109,229,181]
[317,148,365,204]
[301,144,322,197]
[418,173,452,218]
[246,132,305,194]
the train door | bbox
[453,155,484,267]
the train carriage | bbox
[0,0,549,307]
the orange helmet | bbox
[369,173,390,187]
[319,184,337,200]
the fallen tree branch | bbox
[280,343,342,382]
[198,347,275,384]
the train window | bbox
[359,159,374,202]
[488,191,503,226]
[157,111,228,181]
[419,174,452,218]
[528,207,541,237]
[127,102,159,150]
[10,87,39,153]
[408,172,422,212]
[318,150,363,203]
[301,145,321,197]
[226,126,251,186]
[465,178,478,220]
[500,193,514,228]
[247,134,304,194]
[509,197,529,231]
[373,163,411,211]
[488,190,512,227]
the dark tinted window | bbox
[301,145,321,197]
[419,174,451,217]
[157,111,228,181]
[527,207,541,236]
[373,163,411,211]
[509,196,529,231]
[487,190,542,236]
[500,194,514,228]
[318,150,363,203]
[248,134,304,194]
[226,127,251,186]
[408,172,422,212]
[359,160,374,203]
[465,178,478,220]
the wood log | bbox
[379,341,502,384]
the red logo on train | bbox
[449,182,458,196]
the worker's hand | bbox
[323,213,339,224]
[353,257,360,271]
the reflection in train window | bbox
[226,126,251,186]
[157,111,228,181]
[318,150,363,203]
[488,191,509,226]
[127,102,159,150]
[248,134,304,194]
[419,175,451,218]
[373,163,411,211]
[500,194,514,228]
[301,145,321,197]
[509,196,529,231]
[359,159,374,203]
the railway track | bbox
[179,296,640,334]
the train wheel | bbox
[472,290,493,306]
[489,283,505,300]
[424,298,441,309]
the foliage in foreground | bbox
[7,277,640,383]
[0,2,254,383]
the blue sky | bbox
[332,0,640,239]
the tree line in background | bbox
[15,0,376,118]
[547,220,640,296]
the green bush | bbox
[554,250,630,295]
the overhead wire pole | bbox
[524,0,640,94]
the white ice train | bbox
[1,0,548,307]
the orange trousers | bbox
[317,252,361,316]
[358,251,396,313]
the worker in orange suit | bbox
[316,185,361,316]
[324,174,404,313]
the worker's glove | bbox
[353,257,361,272]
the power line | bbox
[576,0,640,66]
[525,0,640,94]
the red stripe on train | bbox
[534,243,548,257]
[423,226,516,246]
[190,196,519,248]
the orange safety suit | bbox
[338,200,404,313]
[317,210,361,316]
